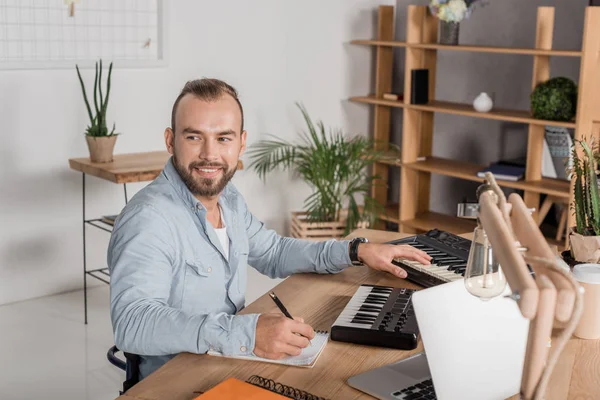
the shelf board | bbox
[350,96,577,129]
[352,39,408,48]
[350,39,581,57]
[402,211,477,235]
[403,157,570,199]
[377,150,402,166]
[378,203,400,224]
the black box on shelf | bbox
[411,69,429,105]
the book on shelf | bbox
[477,163,525,182]
[101,214,118,226]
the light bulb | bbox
[464,224,507,300]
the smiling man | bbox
[107,78,431,380]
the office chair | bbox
[107,345,141,394]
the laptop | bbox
[347,279,529,400]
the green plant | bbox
[247,103,386,235]
[75,60,117,137]
[570,139,600,236]
[530,77,578,122]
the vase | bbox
[439,21,459,45]
[473,92,493,112]
[86,135,118,163]
[569,228,600,263]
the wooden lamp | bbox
[474,172,583,400]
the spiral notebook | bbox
[195,375,327,400]
[207,330,329,368]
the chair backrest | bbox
[107,345,141,394]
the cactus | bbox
[571,139,600,236]
[75,59,116,137]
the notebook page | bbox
[207,331,329,368]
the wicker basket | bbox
[290,211,368,241]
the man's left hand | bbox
[356,243,432,278]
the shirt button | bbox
[234,251,239,257]
[207,267,212,273]
[240,346,247,352]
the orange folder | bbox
[194,377,288,399]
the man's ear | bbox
[165,128,174,155]
[239,130,247,157]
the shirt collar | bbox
[162,157,237,212]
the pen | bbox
[269,291,312,346]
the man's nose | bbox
[199,139,218,161]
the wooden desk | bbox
[116,229,600,400]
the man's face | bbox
[165,94,246,199]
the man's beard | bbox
[173,155,237,197]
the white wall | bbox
[0,0,390,306]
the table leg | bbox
[82,173,88,325]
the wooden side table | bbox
[69,150,243,323]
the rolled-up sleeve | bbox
[108,204,259,357]
[243,202,353,279]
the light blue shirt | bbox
[108,158,353,379]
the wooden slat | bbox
[350,39,581,57]
[416,10,438,215]
[350,96,577,129]
[371,5,395,220]
[403,157,570,198]
[399,5,427,232]
[524,7,554,222]
[69,151,244,184]
[402,211,477,235]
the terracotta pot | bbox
[569,228,600,263]
[86,135,117,163]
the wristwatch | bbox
[349,237,369,266]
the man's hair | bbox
[170,78,244,133]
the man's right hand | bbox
[253,313,315,359]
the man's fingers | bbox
[287,332,310,348]
[293,316,304,323]
[290,321,315,340]
[387,263,407,278]
[398,246,431,264]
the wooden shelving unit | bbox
[352,5,600,238]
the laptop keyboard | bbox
[391,378,436,399]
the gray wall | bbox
[388,0,586,215]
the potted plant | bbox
[76,59,118,163]
[530,77,578,122]
[568,139,600,263]
[247,103,385,238]
[429,0,482,45]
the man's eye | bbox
[218,137,232,142]
[186,136,200,141]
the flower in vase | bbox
[430,0,481,23]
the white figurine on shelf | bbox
[473,92,493,112]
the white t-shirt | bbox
[215,205,229,262]
[215,226,229,262]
